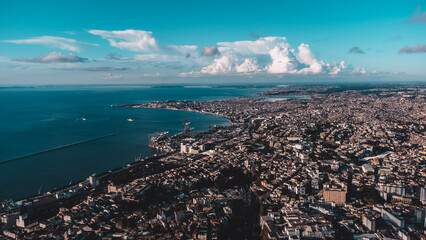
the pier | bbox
[0,133,118,164]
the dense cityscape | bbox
[0,84,425,239]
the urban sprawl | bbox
[1,84,425,240]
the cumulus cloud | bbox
[89,29,158,52]
[193,37,352,76]
[3,36,97,52]
[324,61,346,75]
[352,67,367,74]
[218,37,289,55]
[265,46,297,74]
[199,55,260,75]
[14,52,87,63]
[201,46,220,56]
[398,44,426,53]
[405,5,426,23]
[348,46,365,54]
[235,58,259,73]
[295,44,322,74]
[200,55,233,74]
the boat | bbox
[127,118,134,122]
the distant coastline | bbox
[117,104,231,120]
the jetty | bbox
[0,133,118,164]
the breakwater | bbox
[0,133,118,164]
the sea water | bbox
[0,85,264,201]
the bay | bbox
[0,85,264,201]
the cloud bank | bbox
[3,36,97,52]
[86,29,369,77]
[190,36,361,76]
[88,29,158,52]
[6,29,374,78]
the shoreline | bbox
[2,104,233,203]
[127,105,232,123]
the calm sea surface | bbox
[0,85,264,201]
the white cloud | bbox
[190,36,364,76]
[218,36,289,55]
[3,36,97,52]
[265,46,297,74]
[200,55,233,74]
[352,67,367,74]
[295,43,323,74]
[235,58,259,73]
[85,30,368,77]
[199,55,260,75]
[324,61,346,75]
[89,29,158,52]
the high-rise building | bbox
[420,187,426,205]
[362,214,377,232]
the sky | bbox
[0,0,425,85]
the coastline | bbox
[3,105,232,203]
[125,105,232,122]
[0,85,262,202]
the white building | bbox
[16,214,29,228]
[361,164,375,174]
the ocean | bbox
[0,85,265,201]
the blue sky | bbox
[0,0,425,84]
